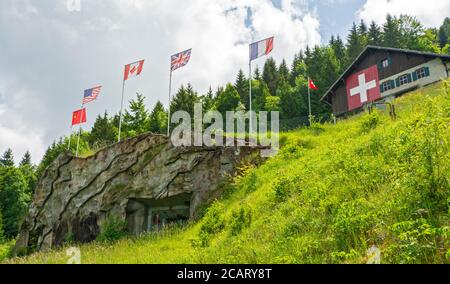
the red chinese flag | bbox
[309,79,319,91]
[72,108,87,126]
[124,60,145,81]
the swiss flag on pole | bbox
[72,108,87,126]
[124,60,145,81]
[309,79,319,91]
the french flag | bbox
[249,37,274,61]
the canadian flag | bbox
[124,60,145,81]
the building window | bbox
[415,67,427,79]
[381,81,393,92]
[399,74,409,86]
[381,58,390,68]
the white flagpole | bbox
[118,78,126,142]
[308,77,312,126]
[249,60,252,134]
[75,126,81,157]
[167,70,173,137]
[75,104,84,157]
[68,126,72,151]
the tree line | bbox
[1,14,449,243]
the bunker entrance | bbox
[126,193,191,235]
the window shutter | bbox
[377,62,382,70]
[388,57,392,66]
[412,71,417,81]
[390,80,395,89]
[424,67,430,77]
[395,77,401,87]
[407,73,412,83]
[380,84,384,93]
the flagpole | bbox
[167,70,173,137]
[118,78,126,142]
[75,126,81,157]
[68,126,72,151]
[75,103,84,157]
[308,77,312,126]
[249,61,252,134]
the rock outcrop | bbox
[15,133,264,253]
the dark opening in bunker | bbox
[126,193,191,235]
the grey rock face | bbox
[15,133,264,253]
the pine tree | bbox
[234,69,249,109]
[329,35,346,72]
[89,112,116,148]
[215,83,241,115]
[358,19,369,46]
[278,59,290,82]
[250,80,271,112]
[262,57,279,96]
[0,149,14,167]
[170,83,200,127]
[19,151,32,167]
[123,93,150,136]
[290,52,304,85]
[0,167,30,238]
[149,101,168,134]
[202,87,215,112]
[0,210,4,242]
[253,66,261,80]
[278,77,304,119]
[383,14,402,48]
[346,22,364,65]
[438,17,450,48]
[368,21,382,46]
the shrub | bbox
[0,211,4,243]
[229,207,252,236]
[196,202,225,247]
[332,198,378,251]
[273,176,300,202]
[96,215,127,243]
[385,219,448,263]
[0,240,15,262]
[360,110,380,133]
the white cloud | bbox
[357,0,450,27]
[0,0,321,164]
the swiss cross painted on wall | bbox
[346,65,381,111]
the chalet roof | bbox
[320,46,450,102]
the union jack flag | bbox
[83,86,102,105]
[171,49,192,72]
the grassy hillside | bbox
[4,81,450,264]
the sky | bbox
[0,0,449,164]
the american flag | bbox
[83,86,102,105]
[171,49,192,72]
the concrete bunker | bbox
[126,193,191,235]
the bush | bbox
[332,198,378,251]
[96,215,127,243]
[229,207,252,236]
[273,176,300,202]
[360,110,380,133]
[385,219,448,263]
[0,211,4,243]
[196,202,225,247]
[0,240,15,262]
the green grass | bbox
[4,81,450,264]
